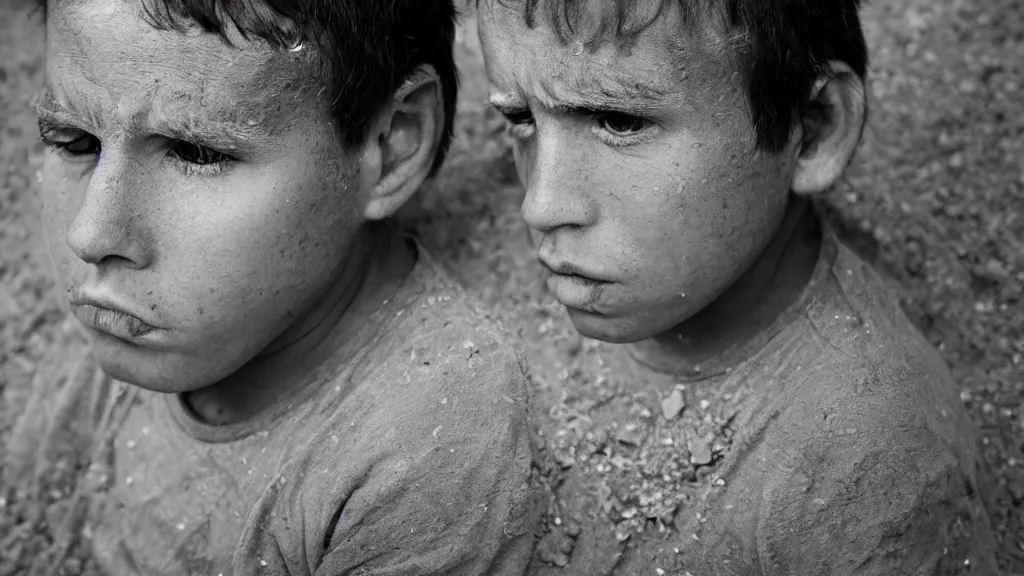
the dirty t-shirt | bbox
[5,245,539,576]
[526,225,998,575]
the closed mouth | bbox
[70,300,158,339]
[550,271,603,287]
[539,259,608,284]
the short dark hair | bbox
[494,0,867,152]
[38,0,459,173]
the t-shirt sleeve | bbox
[311,351,541,576]
[754,409,999,575]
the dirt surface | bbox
[2,0,1023,574]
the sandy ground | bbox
[2,0,1023,573]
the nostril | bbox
[97,254,135,268]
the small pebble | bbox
[689,441,713,466]
[661,389,686,420]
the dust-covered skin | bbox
[11,0,548,573]
[478,1,1000,574]
[478,1,799,347]
[522,217,1000,575]
[6,240,541,576]
[38,0,394,420]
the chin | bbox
[90,346,201,394]
[565,308,651,344]
[93,356,159,391]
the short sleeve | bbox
[312,353,541,576]
[755,422,999,576]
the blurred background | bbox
[1,0,1022,572]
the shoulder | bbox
[753,340,995,574]
[301,262,540,575]
[317,249,535,509]
[357,251,531,443]
[775,238,973,456]
[754,416,995,574]
[746,241,999,572]
[763,286,982,533]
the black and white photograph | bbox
[0,0,1022,574]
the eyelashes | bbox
[168,140,234,176]
[39,127,102,156]
[492,105,659,147]
[38,125,236,177]
[495,108,537,140]
[590,112,660,147]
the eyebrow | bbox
[490,70,671,116]
[35,87,270,149]
[154,112,269,150]
[35,88,85,125]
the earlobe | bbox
[363,65,444,221]
[791,61,866,195]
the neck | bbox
[183,222,414,425]
[632,196,822,375]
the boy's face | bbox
[480,3,798,343]
[40,1,366,391]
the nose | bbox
[519,133,598,234]
[66,149,151,269]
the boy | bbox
[477,0,999,574]
[3,1,539,574]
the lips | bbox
[538,257,610,312]
[538,257,609,284]
[69,291,159,341]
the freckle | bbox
[197,306,204,316]
[150,304,157,311]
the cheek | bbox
[598,141,766,285]
[157,167,357,329]
[40,159,85,275]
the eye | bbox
[169,141,231,165]
[40,127,102,156]
[592,112,658,147]
[595,113,649,136]
[500,108,535,126]
[494,106,537,141]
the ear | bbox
[361,64,445,221]
[791,61,866,195]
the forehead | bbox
[45,0,319,130]
[479,1,737,110]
